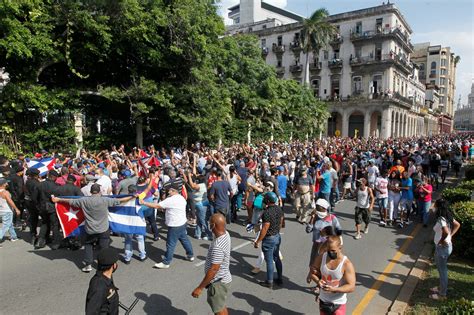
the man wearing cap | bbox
[24,168,41,244]
[117,169,137,195]
[141,185,194,269]
[253,192,284,289]
[36,170,61,249]
[306,198,342,268]
[82,175,99,197]
[52,184,133,272]
[85,248,120,315]
[8,165,25,228]
[293,165,314,224]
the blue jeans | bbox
[262,234,283,283]
[236,191,244,210]
[163,224,194,265]
[195,201,212,239]
[0,211,17,240]
[419,200,431,225]
[435,243,452,296]
[318,192,331,204]
[124,234,146,261]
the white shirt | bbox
[96,175,112,195]
[81,183,93,197]
[433,217,451,245]
[367,165,379,181]
[158,194,187,227]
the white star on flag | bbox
[64,208,79,222]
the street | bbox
[1,186,443,315]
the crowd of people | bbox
[0,133,472,314]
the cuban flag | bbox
[55,196,146,237]
[27,158,56,176]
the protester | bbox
[192,213,232,315]
[0,178,21,245]
[430,199,461,300]
[354,178,374,240]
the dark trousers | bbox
[145,211,159,239]
[84,230,110,265]
[25,200,39,236]
[38,211,61,245]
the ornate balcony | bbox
[309,62,322,72]
[272,43,285,54]
[289,41,302,52]
[328,59,343,69]
[329,35,343,46]
[262,47,269,56]
[350,27,414,53]
[349,53,413,75]
[290,65,303,73]
[275,66,285,76]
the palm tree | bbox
[301,8,336,87]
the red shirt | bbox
[418,184,432,202]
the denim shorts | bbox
[377,197,388,209]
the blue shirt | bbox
[277,175,288,198]
[401,178,414,200]
[320,171,332,194]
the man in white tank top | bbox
[309,236,355,315]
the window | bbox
[261,39,266,48]
[277,59,282,67]
[430,80,436,85]
[248,27,253,32]
[440,96,445,104]
[440,68,447,75]
[323,50,329,60]
[312,79,320,97]
[333,49,340,59]
[355,47,362,58]
[376,18,383,33]
[441,59,447,67]
[234,17,240,24]
[440,87,445,94]
[331,77,340,97]
[440,77,446,85]
[430,61,436,75]
[277,36,283,46]
[419,63,425,70]
[353,77,362,94]
[355,22,362,34]
[262,25,267,29]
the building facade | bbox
[411,43,458,131]
[226,1,442,138]
[454,83,474,131]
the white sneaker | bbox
[363,226,369,234]
[153,262,170,269]
[355,233,362,240]
[187,256,195,262]
[202,236,209,241]
[379,220,386,227]
[81,265,92,273]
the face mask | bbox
[327,250,338,260]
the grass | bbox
[407,251,474,314]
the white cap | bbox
[315,198,330,218]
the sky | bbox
[217,0,474,106]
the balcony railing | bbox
[262,47,269,55]
[328,59,343,68]
[289,41,302,50]
[429,73,436,78]
[349,53,413,74]
[272,44,285,53]
[309,62,322,71]
[275,66,285,75]
[350,26,413,52]
[329,35,343,45]
[290,65,303,73]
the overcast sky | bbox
[217,0,474,106]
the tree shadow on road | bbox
[232,291,305,315]
[135,292,186,314]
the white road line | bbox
[194,240,252,267]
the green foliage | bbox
[458,180,474,191]
[451,202,474,259]
[464,166,474,181]
[1,0,329,149]
[21,122,77,153]
[442,188,472,204]
[439,297,474,314]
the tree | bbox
[301,8,336,86]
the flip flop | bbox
[429,293,447,301]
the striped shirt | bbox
[205,231,232,284]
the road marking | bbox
[194,240,252,267]
[352,224,422,315]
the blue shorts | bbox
[377,197,388,209]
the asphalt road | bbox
[1,178,453,315]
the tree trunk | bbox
[303,50,310,86]
[136,116,143,148]
[73,112,83,155]
[247,123,251,144]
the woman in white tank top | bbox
[0,180,22,243]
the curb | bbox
[386,169,465,315]
[387,242,433,315]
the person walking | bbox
[354,178,374,240]
[52,184,133,272]
[192,213,232,315]
[429,199,461,300]
[253,192,284,289]
[416,176,433,227]
[209,170,233,223]
[36,170,61,249]
[0,178,21,245]
[85,248,120,315]
[141,185,195,269]
[24,168,41,244]
[309,235,356,315]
